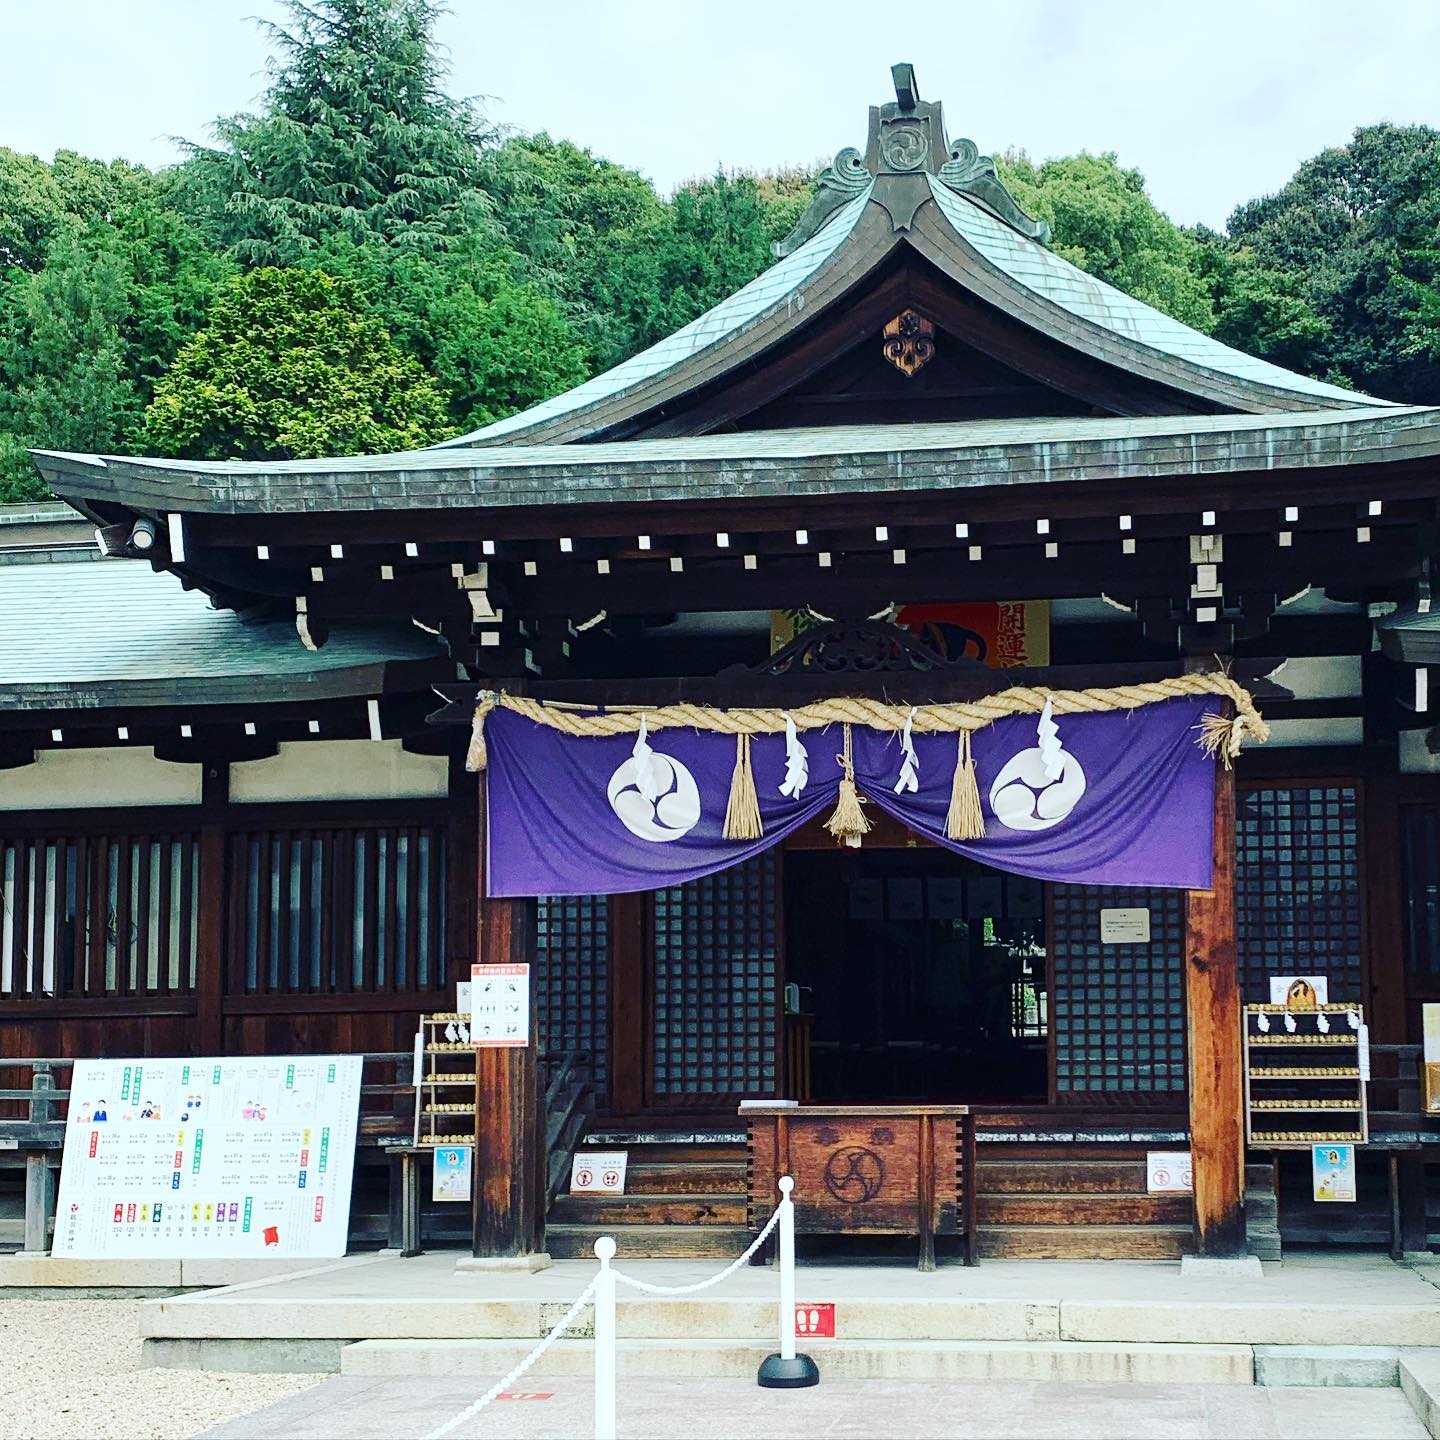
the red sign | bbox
[497,1394,554,1402]
[795,1302,836,1339]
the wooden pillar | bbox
[1185,754,1246,1257]
[608,892,647,1115]
[471,771,544,1258]
[194,761,229,1054]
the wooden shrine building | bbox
[6,66,1440,1263]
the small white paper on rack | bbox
[1358,1022,1371,1081]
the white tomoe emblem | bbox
[607,722,701,843]
[989,698,1087,832]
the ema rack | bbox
[1243,1003,1369,1149]
[418,1012,479,1147]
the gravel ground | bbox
[0,1300,318,1440]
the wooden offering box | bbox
[744,1105,976,1271]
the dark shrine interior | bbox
[783,846,1049,1104]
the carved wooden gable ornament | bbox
[882,309,936,378]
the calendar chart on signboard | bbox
[52,1055,363,1259]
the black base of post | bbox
[757,1353,820,1388]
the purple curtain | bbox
[484,696,1217,897]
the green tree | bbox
[141,266,449,459]
[304,234,588,430]
[0,187,233,500]
[999,151,1216,331]
[1223,123,1440,401]
[0,230,134,500]
[180,0,492,264]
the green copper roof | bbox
[0,558,441,707]
[442,186,874,448]
[924,176,1374,408]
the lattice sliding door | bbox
[1236,784,1362,1003]
[535,895,609,1104]
[649,854,779,1105]
[1050,884,1187,1098]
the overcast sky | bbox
[4,0,1438,229]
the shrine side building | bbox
[5,68,1440,1261]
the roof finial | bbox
[892,62,919,111]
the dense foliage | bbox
[1,0,1438,498]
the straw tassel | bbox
[945,730,985,840]
[465,698,494,773]
[1197,708,1246,768]
[825,725,872,845]
[723,732,764,840]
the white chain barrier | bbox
[422,1177,808,1440]
[420,1278,598,1440]
[610,1203,783,1296]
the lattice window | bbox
[1237,785,1362,1002]
[535,895,609,1102]
[1,830,200,999]
[1051,885,1186,1095]
[228,823,447,995]
[651,855,778,1099]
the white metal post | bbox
[756,1173,818,1387]
[593,1235,618,1440]
[778,1174,797,1361]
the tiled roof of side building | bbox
[924,177,1377,409]
[0,558,442,703]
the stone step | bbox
[1254,1345,1402,1388]
[340,1336,1253,1384]
[546,1223,753,1260]
[1399,1351,1440,1437]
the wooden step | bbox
[548,1194,747,1226]
[977,1193,1192,1226]
[978,1161,1148,1194]
[977,1224,1194,1260]
[621,1162,747,1196]
[545,1223,753,1260]
[582,1142,747,1166]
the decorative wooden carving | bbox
[756,616,981,678]
[882,309,936,378]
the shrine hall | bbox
[4,65,1439,1266]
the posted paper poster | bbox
[53,1055,363,1258]
[432,1146,472,1202]
[1312,1143,1357,1203]
[471,962,530,1047]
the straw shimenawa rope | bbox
[467,671,1266,771]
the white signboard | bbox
[570,1151,627,1194]
[53,1055,362,1259]
[1268,975,1329,1005]
[471,962,530,1047]
[1099,907,1151,944]
[1146,1151,1193,1194]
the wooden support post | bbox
[22,1063,55,1254]
[194,761,228,1054]
[607,892,646,1115]
[472,772,544,1258]
[1185,753,1246,1258]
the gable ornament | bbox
[882,309,936,378]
